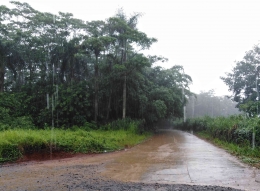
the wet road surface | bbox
[102,130,260,190]
[0,129,259,190]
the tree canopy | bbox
[221,45,260,116]
[0,2,192,128]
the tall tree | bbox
[108,10,157,119]
[83,20,115,122]
[0,2,194,128]
[221,45,260,116]
[0,5,11,92]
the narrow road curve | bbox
[0,130,259,191]
[102,130,260,190]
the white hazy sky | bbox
[2,0,260,96]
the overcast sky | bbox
[2,0,260,96]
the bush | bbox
[0,127,150,163]
[173,115,260,147]
[0,107,35,130]
[100,118,144,133]
[0,143,22,162]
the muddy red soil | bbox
[0,130,256,191]
[16,150,88,163]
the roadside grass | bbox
[172,115,260,168]
[197,131,260,168]
[0,128,151,163]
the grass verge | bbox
[197,131,260,168]
[0,128,151,163]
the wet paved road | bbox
[102,130,260,190]
[0,130,259,191]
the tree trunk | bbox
[94,55,99,122]
[106,89,111,121]
[0,56,5,93]
[29,62,33,83]
[122,41,127,119]
[122,74,126,119]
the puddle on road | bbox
[101,130,184,182]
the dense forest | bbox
[0,1,193,129]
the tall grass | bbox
[0,122,150,163]
[173,115,260,166]
[99,118,145,133]
[173,115,260,146]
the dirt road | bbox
[0,130,259,190]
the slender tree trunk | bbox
[70,56,75,82]
[94,55,99,122]
[106,58,112,121]
[29,62,33,83]
[106,88,112,121]
[115,96,119,118]
[0,69,4,92]
[122,41,127,119]
[0,56,5,93]
[122,74,126,119]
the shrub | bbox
[173,115,260,147]
[0,125,150,163]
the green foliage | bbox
[173,115,260,165]
[172,117,209,132]
[0,107,12,125]
[197,132,260,164]
[173,115,260,146]
[221,45,260,116]
[55,82,92,127]
[239,101,260,116]
[0,127,151,163]
[0,93,35,130]
[100,118,144,133]
[0,93,22,117]
[0,2,193,129]
[152,100,167,119]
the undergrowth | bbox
[197,131,260,168]
[0,128,151,163]
[172,115,260,168]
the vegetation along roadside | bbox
[0,2,192,163]
[173,115,260,168]
[0,119,151,163]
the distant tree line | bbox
[186,90,240,118]
[0,1,192,128]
